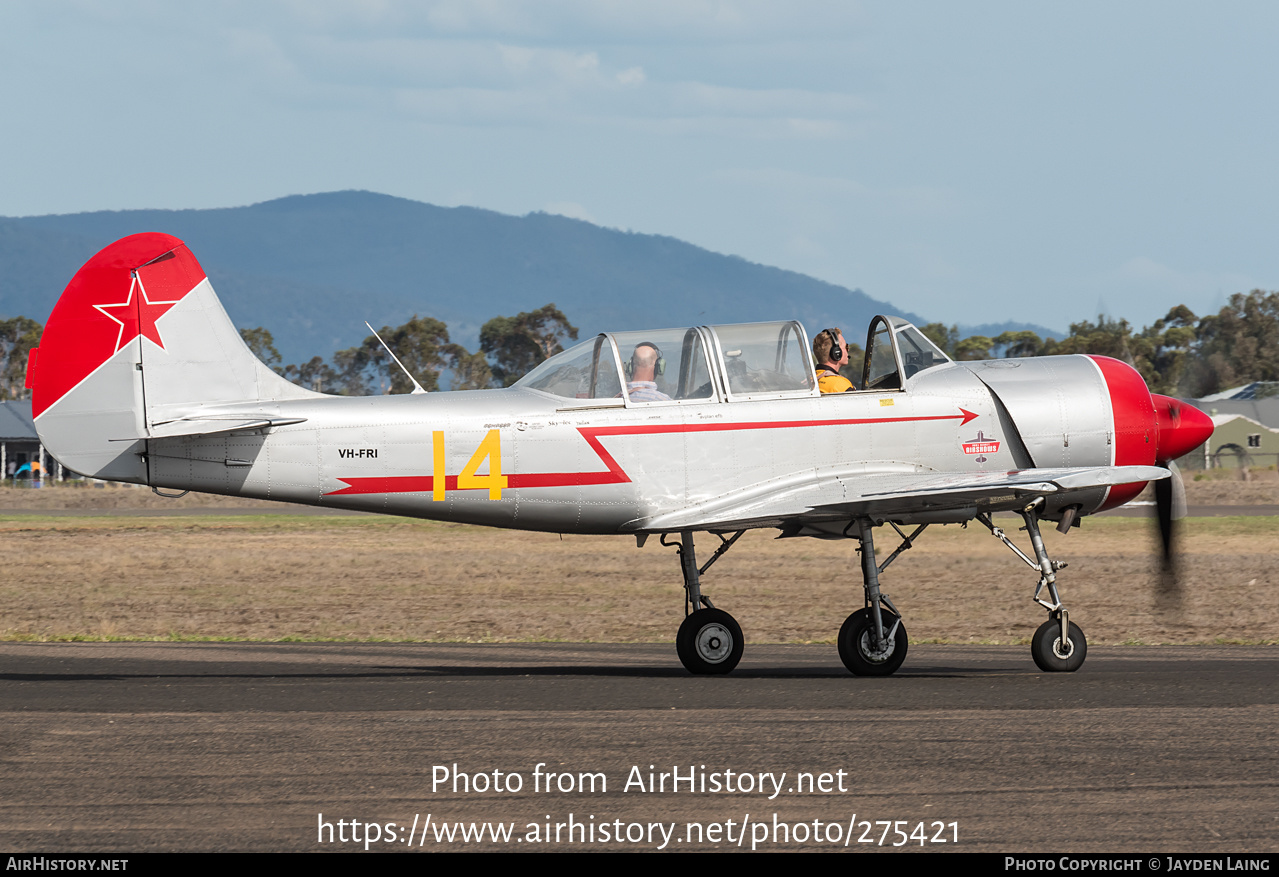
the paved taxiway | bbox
[1,642,1276,852]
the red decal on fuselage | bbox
[326,408,979,496]
[962,441,1000,455]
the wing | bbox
[628,465,1170,533]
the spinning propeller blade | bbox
[1150,392,1208,605]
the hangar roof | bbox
[0,401,38,441]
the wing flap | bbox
[629,465,1169,532]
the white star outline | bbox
[92,271,185,354]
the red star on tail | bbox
[93,274,183,352]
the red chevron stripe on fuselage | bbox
[325,408,979,496]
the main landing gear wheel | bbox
[1031,617,1087,672]
[838,608,908,676]
[676,608,743,675]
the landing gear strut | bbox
[666,530,745,674]
[978,503,1088,673]
[839,519,915,676]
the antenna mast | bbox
[365,322,427,394]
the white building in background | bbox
[0,401,59,482]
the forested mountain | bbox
[0,190,1009,365]
[1,193,1272,401]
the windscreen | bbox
[513,337,620,399]
[896,325,951,379]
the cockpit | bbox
[513,316,951,406]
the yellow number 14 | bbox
[433,429,507,501]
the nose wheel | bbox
[979,507,1089,673]
[1031,615,1087,672]
[677,608,744,674]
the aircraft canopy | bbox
[515,317,948,406]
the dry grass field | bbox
[1,480,1275,645]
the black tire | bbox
[837,608,908,676]
[1031,617,1087,672]
[676,608,744,675]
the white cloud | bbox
[1118,257,1189,283]
[261,35,867,138]
[27,2,868,144]
[1113,257,1254,315]
[265,0,867,43]
[616,66,646,86]
[710,170,962,220]
[664,82,867,118]
[783,234,827,259]
[713,167,865,196]
[543,201,597,223]
[881,185,963,220]
[496,45,603,86]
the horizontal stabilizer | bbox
[110,415,308,442]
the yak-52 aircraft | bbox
[28,234,1214,676]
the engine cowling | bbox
[964,355,1212,514]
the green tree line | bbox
[240,304,578,394]
[2,292,1277,400]
[0,316,41,400]
[918,290,1279,397]
[0,304,576,400]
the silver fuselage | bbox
[137,354,1118,534]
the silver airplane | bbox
[27,234,1214,676]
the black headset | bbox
[822,328,842,363]
[625,342,665,378]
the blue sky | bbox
[2,1,1276,333]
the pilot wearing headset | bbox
[626,342,673,402]
[813,327,857,393]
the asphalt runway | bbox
[2,642,1276,853]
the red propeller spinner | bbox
[1150,394,1214,465]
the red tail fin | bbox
[32,233,194,418]
[31,233,316,481]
